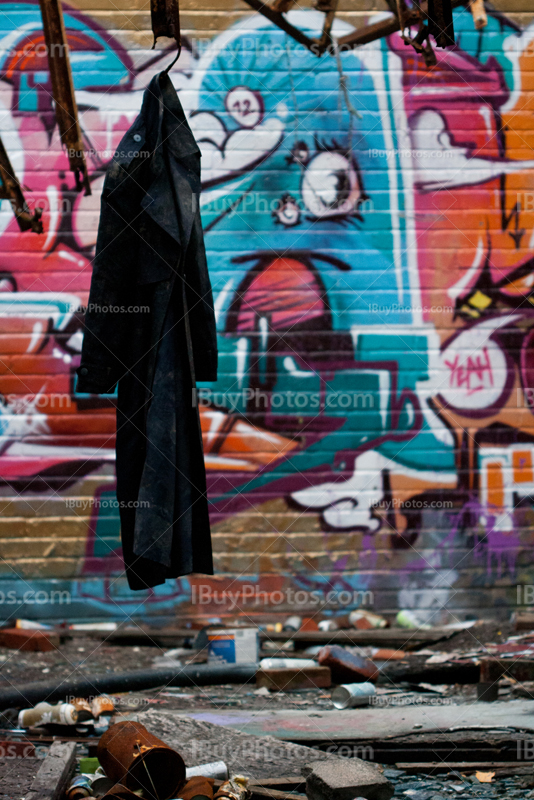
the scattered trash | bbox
[18,700,78,728]
[79,757,100,774]
[300,618,319,632]
[283,616,302,631]
[259,658,317,669]
[475,771,495,783]
[88,771,115,795]
[257,665,331,692]
[66,775,93,800]
[207,629,258,665]
[348,610,388,630]
[0,627,59,652]
[71,698,93,721]
[331,682,377,709]
[214,775,251,800]
[69,622,118,631]
[318,620,338,632]
[396,611,432,630]
[317,645,379,683]
[186,760,229,780]
[181,775,215,800]
[13,619,52,630]
[370,648,405,661]
[97,720,186,800]
[92,694,115,718]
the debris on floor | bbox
[0,616,533,800]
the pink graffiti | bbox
[444,347,494,396]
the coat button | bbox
[79,367,88,376]
[133,134,142,142]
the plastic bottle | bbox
[18,701,78,728]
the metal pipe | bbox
[0,663,257,710]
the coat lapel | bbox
[141,72,200,251]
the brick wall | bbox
[0,0,533,624]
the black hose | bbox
[0,662,257,709]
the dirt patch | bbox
[0,756,39,800]
[428,621,516,652]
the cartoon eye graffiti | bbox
[286,140,310,166]
[301,151,363,220]
[273,194,301,227]
[225,86,264,129]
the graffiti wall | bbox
[0,0,533,622]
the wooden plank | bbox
[258,629,453,647]
[513,611,534,631]
[257,667,331,691]
[480,657,534,683]
[62,626,453,649]
[25,740,76,800]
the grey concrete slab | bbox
[181,700,534,741]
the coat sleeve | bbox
[184,208,218,383]
[76,157,146,394]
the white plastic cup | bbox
[331,682,376,709]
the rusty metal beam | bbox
[336,14,404,49]
[336,0,466,52]
[0,136,43,233]
[240,0,319,51]
[38,0,90,195]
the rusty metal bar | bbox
[240,0,318,50]
[38,0,90,195]
[336,15,404,50]
[151,0,181,49]
[313,0,340,55]
[428,0,455,46]
[336,0,466,53]
[0,136,43,233]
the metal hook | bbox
[163,43,181,74]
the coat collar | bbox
[105,73,200,250]
[139,74,199,247]
[141,72,200,162]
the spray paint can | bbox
[331,682,376,709]
[66,776,93,800]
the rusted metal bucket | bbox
[97,721,186,800]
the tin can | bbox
[97,721,186,800]
[331,682,376,709]
[66,776,92,800]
